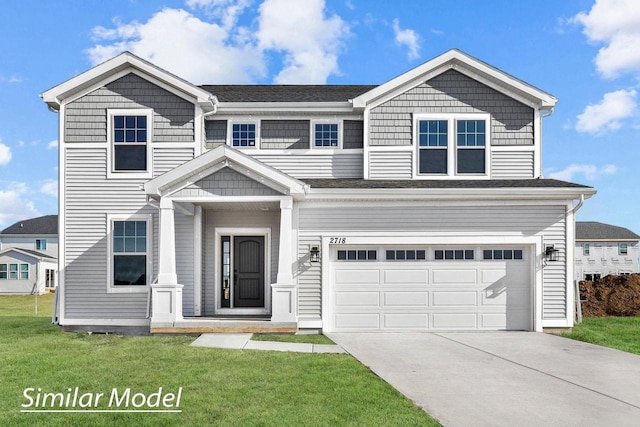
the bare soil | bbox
[579,274,640,317]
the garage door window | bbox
[435,249,474,260]
[483,249,523,260]
[386,250,426,261]
[337,249,377,261]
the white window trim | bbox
[311,119,342,149]
[107,109,154,179]
[107,213,153,294]
[19,263,29,280]
[413,113,491,179]
[227,120,260,149]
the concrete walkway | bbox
[191,333,346,354]
[330,332,640,427]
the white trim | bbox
[298,319,323,328]
[106,108,154,179]
[566,202,576,327]
[310,119,342,149]
[217,102,354,114]
[363,105,370,179]
[368,145,414,152]
[194,104,203,157]
[227,119,260,149]
[239,148,362,156]
[106,213,154,294]
[58,102,66,323]
[491,145,536,152]
[193,206,203,316]
[213,227,272,315]
[320,233,542,333]
[59,318,150,327]
[412,113,491,179]
[533,109,542,177]
[170,195,290,204]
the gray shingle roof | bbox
[0,248,57,260]
[199,85,377,102]
[303,178,592,189]
[576,221,640,241]
[1,215,58,235]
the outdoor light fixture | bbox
[545,245,559,262]
[309,246,320,263]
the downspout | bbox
[567,193,585,325]
[569,193,585,215]
[201,95,219,152]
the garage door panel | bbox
[335,314,379,329]
[335,269,380,285]
[480,313,507,329]
[481,269,507,283]
[335,291,379,307]
[432,269,477,284]
[383,292,429,307]
[432,313,477,329]
[432,291,477,306]
[384,269,429,285]
[383,313,429,329]
[482,287,529,307]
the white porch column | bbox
[271,197,297,322]
[151,198,183,324]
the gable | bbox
[172,167,283,197]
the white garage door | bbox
[330,246,532,331]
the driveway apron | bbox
[329,332,640,427]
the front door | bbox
[233,236,265,308]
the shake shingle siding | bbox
[261,120,310,149]
[369,69,534,146]
[173,168,282,197]
[65,73,195,143]
[343,120,364,149]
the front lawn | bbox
[0,295,439,426]
[563,317,640,356]
[251,333,335,345]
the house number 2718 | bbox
[329,237,346,244]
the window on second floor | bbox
[231,122,257,147]
[619,243,628,255]
[36,239,47,250]
[583,243,590,256]
[314,123,340,148]
[415,114,489,177]
[108,109,153,178]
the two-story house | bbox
[0,215,58,294]
[42,50,595,334]
[575,221,639,281]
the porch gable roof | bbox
[144,145,307,198]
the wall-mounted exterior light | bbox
[309,245,320,263]
[545,245,559,262]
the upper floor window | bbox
[619,243,628,255]
[231,123,257,147]
[415,114,489,177]
[583,244,590,256]
[108,109,153,178]
[314,123,339,147]
[36,239,47,250]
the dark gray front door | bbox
[233,236,265,308]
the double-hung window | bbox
[314,122,340,148]
[415,114,489,177]
[20,264,28,280]
[9,264,18,280]
[108,109,152,177]
[583,244,590,256]
[231,122,257,147]
[36,239,47,250]
[0,264,6,279]
[109,217,151,291]
[619,243,628,255]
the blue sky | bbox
[0,0,638,232]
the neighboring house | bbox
[0,215,58,294]
[41,50,595,334]
[575,221,640,281]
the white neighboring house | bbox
[41,50,596,334]
[575,221,640,281]
[0,215,58,295]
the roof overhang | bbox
[0,248,56,261]
[352,49,557,111]
[575,238,640,242]
[41,52,215,112]
[215,102,355,115]
[144,145,307,199]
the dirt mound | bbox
[579,274,640,317]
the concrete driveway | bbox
[329,332,640,427]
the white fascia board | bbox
[0,248,45,261]
[352,49,557,109]
[144,145,306,197]
[216,101,354,114]
[41,52,214,111]
[303,187,596,201]
[576,238,640,242]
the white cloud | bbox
[40,179,58,197]
[87,7,265,84]
[16,140,25,148]
[571,0,640,79]
[47,140,58,150]
[257,0,350,83]
[0,75,22,83]
[576,89,637,134]
[0,183,40,229]
[547,164,617,181]
[186,0,252,30]
[0,142,11,166]
[392,18,420,60]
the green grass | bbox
[251,333,335,345]
[563,317,640,355]
[0,295,439,427]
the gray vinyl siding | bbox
[491,151,535,178]
[369,151,413,179]
[261,120,310,149]
[369,69,534,146]
[296,235,322,319]
[0,253,37,294]
[0,236,59,259]
[205,120,227,150]
[175,213,195,317]
[252,153,363,179]
[297,203,567,321]
[65,73,194,143]
[202,210,280,316]
[172,167,282,197]
[343,120,364,149]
